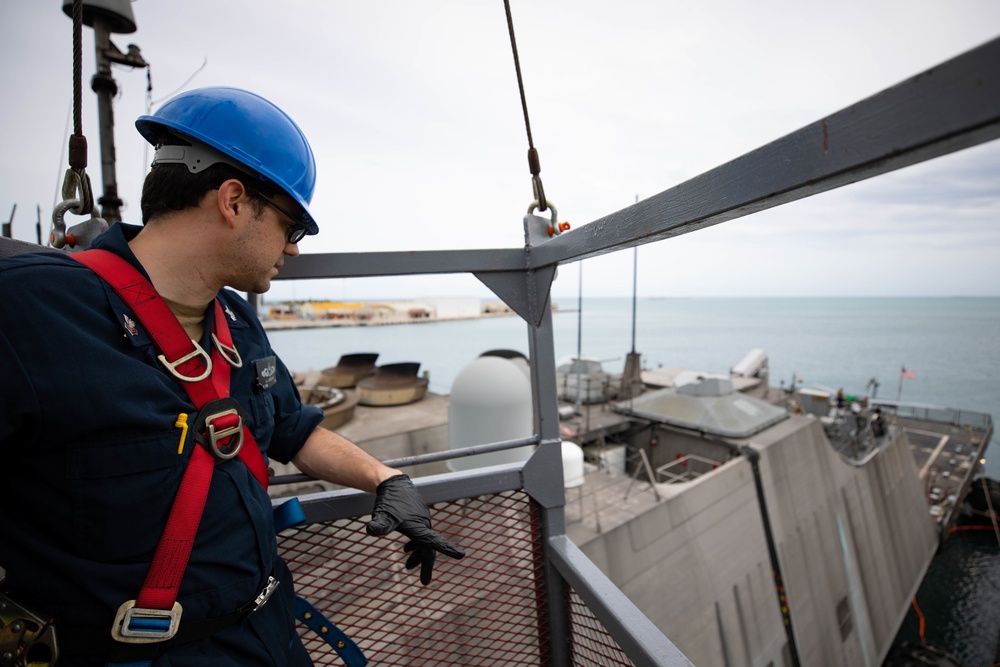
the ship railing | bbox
[872,399,994,433]
[557,372,621,407]
[825,411,882,462]
[273,439,692,667]
[558,442,663,534]
[653,453,723,484]
[623,445,661,501]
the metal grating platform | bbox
[567,587,636,666]
[278,488,637,665]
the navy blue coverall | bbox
[0,223,324,665]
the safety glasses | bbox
[251,190,309,244]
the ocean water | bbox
[269,296,1000,476]
[895,529,1000,667]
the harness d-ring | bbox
[193,397,249,460]
[212,334,243,368]
[158,340,213,383]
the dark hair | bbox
[140,161,273,224]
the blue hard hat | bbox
[136,87,318,235]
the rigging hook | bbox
[52,169,107,250]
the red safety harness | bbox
[71,249,272,642]
[69,250,368,667]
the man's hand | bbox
[366,474,465,585]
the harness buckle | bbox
[158,339,213,383]
[111,600,182,644]
[251,577,280,613]
[193,397,249,460]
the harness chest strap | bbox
[70,249,268,613]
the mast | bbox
[574,262,583,415]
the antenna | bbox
[866,377,880,399]
[620,194,643,400]
[630,194,638,354]
[574,261,583,415]
[2,204,15,238]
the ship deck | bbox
[896,414,990,528]
[285,372,993,543]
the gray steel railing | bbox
[873,399,995,432]
[274,36,1000,666]
[277,455,692,666]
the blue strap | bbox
[273,497,307,533]
[295,596,368,667]
[276,498,367,666]
[106,596,369,667]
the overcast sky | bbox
[2,1,999,301]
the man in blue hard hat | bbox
[0,87,464,666]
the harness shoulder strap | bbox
[70,250,266,616]
[72,249,269,487]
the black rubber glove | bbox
[366,474,465,585]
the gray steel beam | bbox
[271,435,540,486]
[278,248,525,280]
[521,268,573,667]
[547,535,695,667]
[474,265,556,326]
[530,36,1000,268]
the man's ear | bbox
[216,179,249,228]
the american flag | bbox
[900,366,917,380]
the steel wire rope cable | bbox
[502,0,566,238]
[503,0,544,211]
[52,0,96,247]
[71,0,83,156]
[49,1,82,218]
